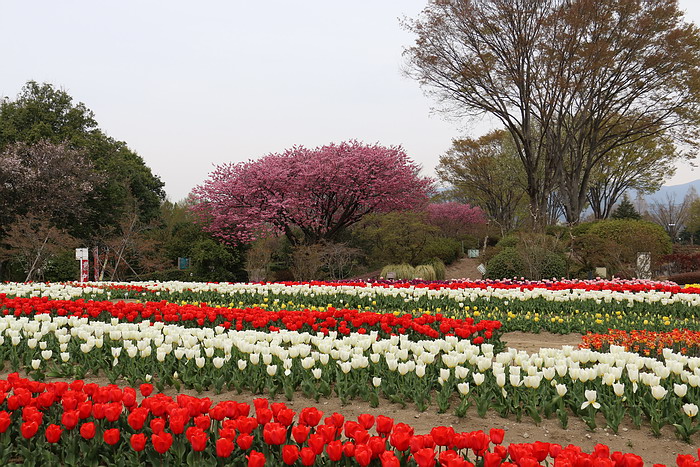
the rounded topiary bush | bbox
[485,247,525,279]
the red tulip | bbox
[299,407,323,427]
[247,450,266,467]
[80,422,96,440]
[130,433,147,452]
[380,451,401,467]
[354,444,373,466]
[105,403,122,422]
[152,432,173,454]
[282,445,300,465]
[300,447,316,466]
[484,451,503,467]
[376,415,394,435]
[308,433,326,455]
[140,383,154,397]
[413,448,436,467]
[127,408,148,431]
[326,440,344,462]
[292,425,310,443]
[263,422,287,445]
[357,413,375,430]
[216,437,235,458]
[45,424,62,443]
[21,421,39,439]
[0,412,10,433]
[490,428,505,445]
[237,433,254,450]
[104,428,121,446]
[189,427,208,452]
[430,426,455,447]
[57,405,77,427]
[150,418,166,434]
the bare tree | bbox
[645,193,693,241]
[0,215,77,281]
[404,0,700,226]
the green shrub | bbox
[43,249,79,282]
[496,235,520,249]
[540,252,568,279]
[420,237,461,264]
[485,247,525,279]
[586,219,671,277]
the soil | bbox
[1,332,693,464]
[445,257,484,281]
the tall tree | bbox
[0,81,166,237]
[405,0,700,225]
[436,131,527,234]
[587,133,679,219]
[192,141,433,246]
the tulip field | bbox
[0,280,700,465]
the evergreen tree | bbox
[611,194,642,220]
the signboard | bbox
[75,248,89,260]
[178,257,191,270]
[477,263,487,276]
[467,249,480,258]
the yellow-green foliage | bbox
[429,259,446,280]
[414,264,437,281]
[380,264,416,280]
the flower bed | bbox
[0,373,695,466]
[4,280,700,334]
[0,296,501,343]
[582,329,700,357]
[0,310,699,439]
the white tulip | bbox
[581,390,600,409]
[674,383,688,398]
[682,403,699,418]
[651,385,668,400]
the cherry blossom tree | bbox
[425,202,487,238]
[192,141,433,245]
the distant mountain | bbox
[643,179,700,203]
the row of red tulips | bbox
[0,373,697,466]
[0,295,502,342]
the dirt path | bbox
[445,257,483,280]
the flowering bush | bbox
[0,373,695,466]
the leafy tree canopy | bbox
[0,81,166,238]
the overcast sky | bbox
[2,0,699,201]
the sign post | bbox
[75,248,89,282]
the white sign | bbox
[75,248,89,260]
[477,263,487,275]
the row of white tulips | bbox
[2,280,700,308]
[0,314,699,410]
